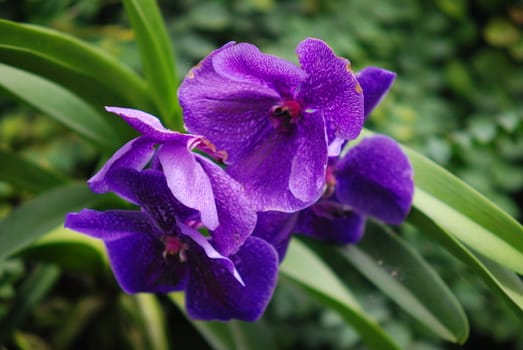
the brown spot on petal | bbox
[187,61,203,79]
[345,62,352,72]
[355,82,363,94]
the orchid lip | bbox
[269,99,302,133]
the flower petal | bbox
[105,234,188,293]
[106,168,196,230]
[227,112,326,212]
[289,109,328,203]
[212,42,307,97]
[295,202,366,244]
[178,222,243,285]
[65,209,160,241]
[197,156,257,256]
[179,44,280,164]
[88,136,155,195]
[105,106,196,143]
[252,211,298,261]
[296,38,364,141]
[185,236,278,321]
[335,135,414,224]
[356,67,396,119]
[158,143,219,230]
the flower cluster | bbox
[65,38,414,321]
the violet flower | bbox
[66,167,278,321]
[253,67,411,258]
[89,107,254,256]
[178,38,377,212]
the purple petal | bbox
[212,42,307,97]
[227,110,327,212]
[252,211,298,261]
[295,201,366,244]
[197,156,256,256]
[105,106,197,143]
[178,222,244,285]
[106,234,188,293]
[178,44,281,164]
[335,135,414,224]
[88,137,155,194]
[158,143,219,230]
[296,38,364,141]
[356,67,396,119]
[65,209,160,241]
[185,236,278,321]
[106,168,195,230]
[289,110,328,203]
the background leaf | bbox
[0,19,152,112]
[0,64,122,151]
[122,0,182,130]
[280,239,401,350]
[408,208,523,319]
[0,149,66,193]
[340,222,469,343]
[0,264,60,343]
[0,183,103,261]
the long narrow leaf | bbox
[0,264,60,343]
[0,64,122,150]
[0,19,152,112]
[123,0,183,130]
[0,149,66,193]
[134,294,170,350]
[356,129,523,275]
[280,239,401,350]
[340,222,468,343]
[0,183,102,260]
[409,209,523,319]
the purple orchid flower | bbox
[252,68,411,258]
[88,107,254,257]
[178,38,388,213]
[254,135,414,260]
[66,167,278,321]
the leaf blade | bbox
[408,208,523,319]
[0,19,152,111]
[0,183,102,261]
[341,222,469,343]
[280,239,402,350]
[0,63,122,150]
[122,0,183,130]
[0,149,66,193]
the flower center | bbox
[269,100,301,133]
[162,235,189,262]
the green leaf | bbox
[409,209,523,319]
[0,149,66,193]
[340,222,469,343]
[134,294,170,350]
[168,293,235,350]
[123,0,183,130]
[0,63,122,150]
[358,129,523,275]
[0,19,152,112]
[0,264,60,343]
[0,183,103,261]
[280,239,401,350]
[229,320,277,350]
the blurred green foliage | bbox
[0,0,522,349]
